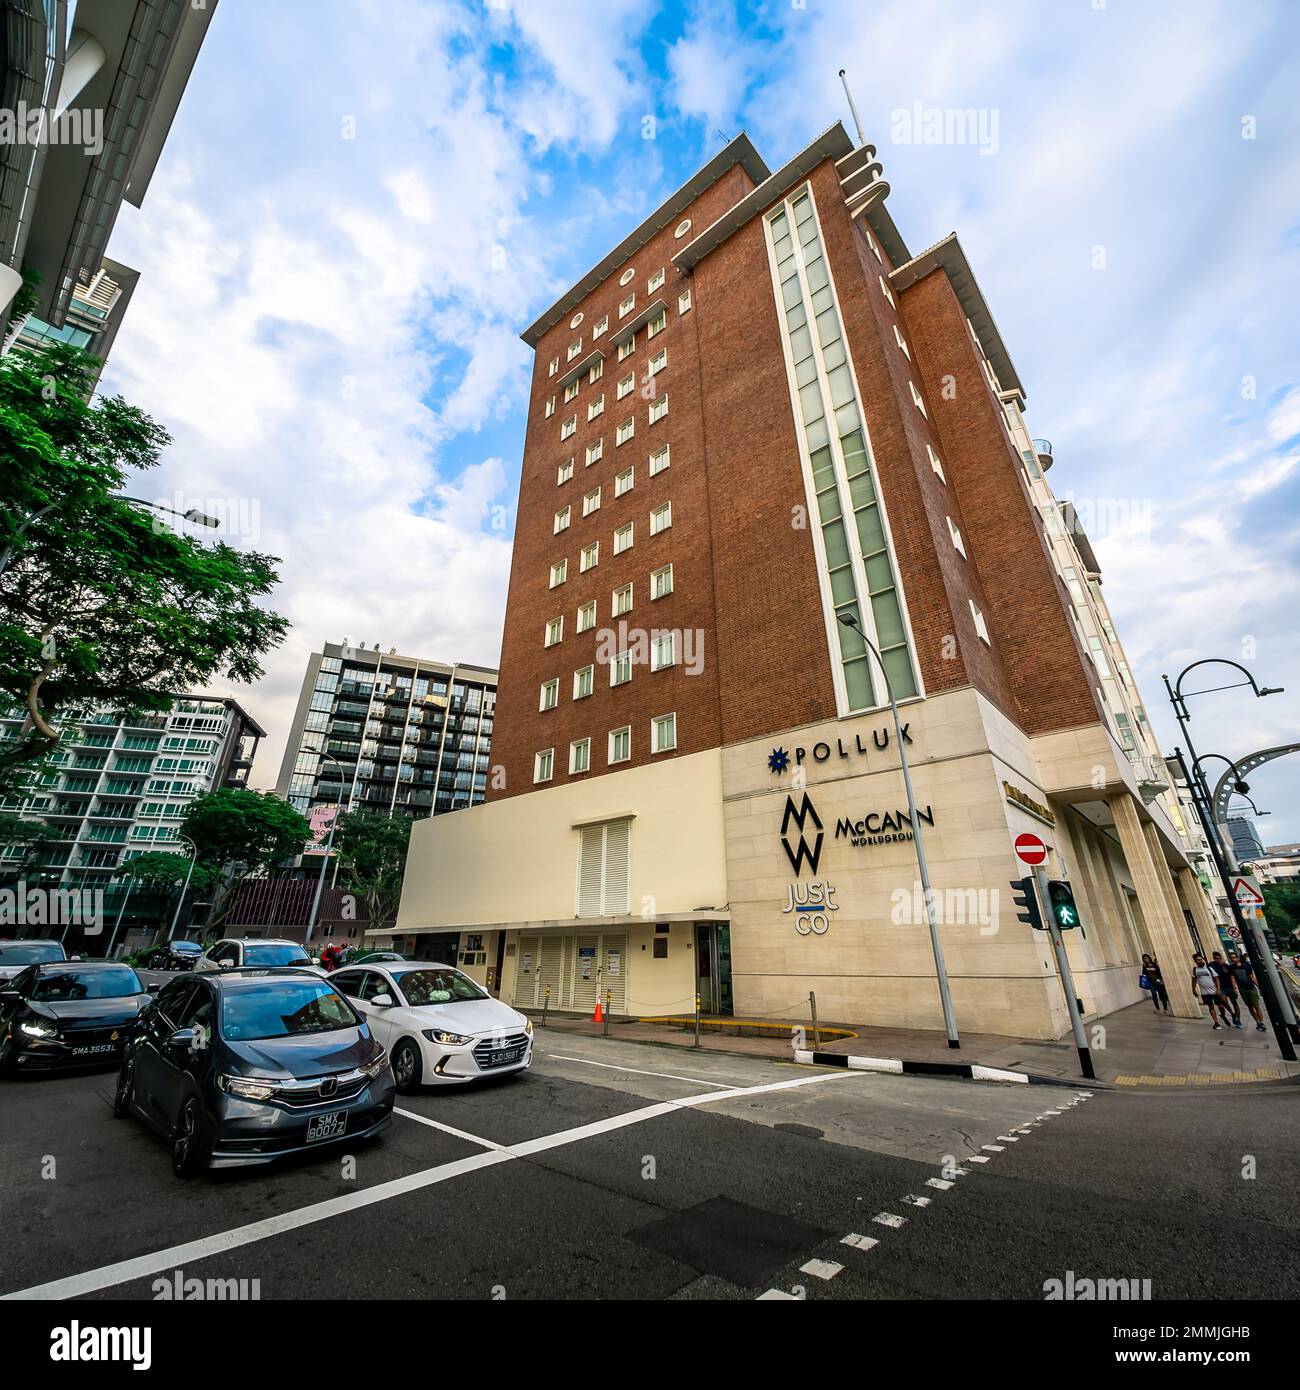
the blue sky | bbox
[100,0,1300,840]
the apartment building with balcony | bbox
[0,694,262,941]
[390,123,1215,1033]
[274,643,497,822]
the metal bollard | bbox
[543,986,550,1029]
[694,993,702,1049]
[809,990,820,1049]
[603,989,611,1037]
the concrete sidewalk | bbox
[529,1001,1300,1088]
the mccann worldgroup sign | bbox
[779,792,936,873]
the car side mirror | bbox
[371,993,395,1008]
[147,981,161,994]
[218,960,232,969]
[167,1027,196,1049]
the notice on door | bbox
[607,950,621,977]
[522,953,533,974]
[579,946,596,979]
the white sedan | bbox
[330,961,533,1093]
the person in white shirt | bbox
[1191,953,1232,1030]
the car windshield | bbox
[395,969,488,1006]
[0,942,66,965]
[242,943,311,967]
[221,981,357,1040]
[173,941,202,953]
[30,966,142,1001]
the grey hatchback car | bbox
[114,969,395,1176]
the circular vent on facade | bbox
[674,218,692,239]
[619,267,635,286]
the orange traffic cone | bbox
[593,995,604,1024]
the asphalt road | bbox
[0,1028,1295,1302]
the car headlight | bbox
[20,1020,58,1038]
[361,1052,389,1079]
[524,1018,533,1036]
[216,1073,278,1101]
[422,1028,473,1045]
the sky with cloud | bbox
[100,0,1300,843]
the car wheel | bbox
[112,1057,135,1118]
[391,1039,423,1094]
[171,1096,210,1178]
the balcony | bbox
[1127,750,1168,802]
[1032,438,1053,470]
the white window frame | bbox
[909,380,927,417]
[534,749,554,783]
[548,357,559,376]
[594,315,608,338]
[611,650,632,686]
[614,522,633,554]
[617,417,635,446]
[573,665,594,700]
[585,439,603,466]
[969,599,991,644]
[545,396,556,417]
[651,631,676,671]
[583,487,601,517]
[619,293,635,318]
[648,347,667,375]
[545,616,564,647]
[580,541,599,572]
[649,501,672,536]
[894,324,910,359]
[927,444,946,483]
[576,599,596,633]
[567,338,583,361]
[564,379,579,403]
[617,372,635,400]
[569,739,591,775]
[651,563,673,600]
[554,505,571,534]
[613,581,633,616]
[649,393,668,424]
[588,359,603,383]
[646,309,667,339]
[539,679,559,712]
[947,516,966,558]
[614,466,634,497]
[651,712,677,753]
[549,559,568,588]
[618,337,635,361]
[649,443,670,476]
[561,414,577,440]
[678,289,692,314]
[588,393,604,420]
[608,726,631,765]
[557,458,574,485]
[879,274,895,308]
[647,267,665,293]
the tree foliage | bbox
[332,811,413,927]
[0,813,64,886]
[1262,883,1300,947]
[117,850,221,895]
[0,343,290,774]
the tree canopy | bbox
[331,811,413,927]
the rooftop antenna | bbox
[838,68,867,147]
[713,129,728,146]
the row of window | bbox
[545,516,673,630]
[541,629,680,710]
[534,713,678,782]
[558,390,668,445]
[544,567,676,653]
[546,276,692,378]
[558,436,670,492]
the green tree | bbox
[117,850,223,936]
[1262,883,1300,947]
[180,789,311,931]
[332,811,413,927]
[0,813,64,886]
[0,343,290,776]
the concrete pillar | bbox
[1176,867,1220,957]
[1108,795,1199,1017]
[1069,818,1122,964]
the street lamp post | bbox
[305,750,347,947]
[838,614,959,1048]
[166,835,199,944]
[1163,661,1297,1059]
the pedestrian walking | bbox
[1227,951,1267,1032]
[1139,953,1171,1013]
[1210,951,1244,1029]
[1191,954,1233,1030]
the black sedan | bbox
[139,940,204,972]
[114,970,395,1176]
[0,961,151,1074]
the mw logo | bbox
[780,793,824,875]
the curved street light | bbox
[305,749,347,947]
[165,834,199,943]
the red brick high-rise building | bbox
[392,123,1215,1038]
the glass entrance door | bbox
[695,922,733,1016]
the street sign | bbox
[1227,925,1242,940]
[1014,832,1048,867]
[1231,875,1264,907]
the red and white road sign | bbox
[1231,876,1264,906]
[1014,832,1048,867]
[1227,925,1242,940]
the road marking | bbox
[545,1053,734,1088]
[925,1178,952,1190]
[873,1212,906,1228]
[841,1232,879,1251]
[996,1135,1019,1142]
[902,1195,930,1207]
[2,1070,852,1300]
[800,1258,843,1280]
[981,1144,1004,1152]
[966,1155,990,1163]
[393,1108,508,1151]
[757,1288,800,1300]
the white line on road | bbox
[545,1053,735,1088]
[800,1258,843,1280]
[393,1108,508,1150]
[841,1232,879,1251]
[3,1070,853,1300]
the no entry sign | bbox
[1014,832,1048,867]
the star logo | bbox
[768,747,790,775]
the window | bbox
[927,444,946,483]
[588,393,604,420]
[1062,566,1084,605]
[570,311,584,328]
[580,541,599,572]
[577,600,596,632]
[548,356,558,376]
[674,218,692,238]
[618,337,635,362]
[611,649,632,686]
[576,818,630,916]
[1088,635,1112,679]
[947,516,966,558]
[545,396,556,417]
[615,466,634,497]
[534,749,554,783]
[651,563,673,599]
[564,379,579,403]
[570,738,591,774]
[545,617,564,647]
[573,666,594,700]
[558,458,574,485]
[561,414,576,440]
[648,347,667,375]
[649,443,670,476]
[678,289,692,314]
[588,359,603,383]
[583,487,601,517]
[608,726,631,764]
[554,505,571,534]
[652,713,677,753]
[550,559,568,588]
[647,268,665,293]
[614,522,633,554]
[617,372,635,400]
[620,267,635,286]
[646,309,667,339]
[617,417,635,446]
[649,502,671,535]
[613,582,633,616]
[540,679,559,712]
[866,231,883,264]
[594,315,608,338]
[585,439,603,466]
[651,631,675,670]
[894,324,910,359]
[619,294,635,318]
[567,339,582,361]
[969,600,990,644]
[879,274,895,308]
[909,380,927,416]
[649,393,668,424]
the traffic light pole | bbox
[1032,865,1095,1080]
